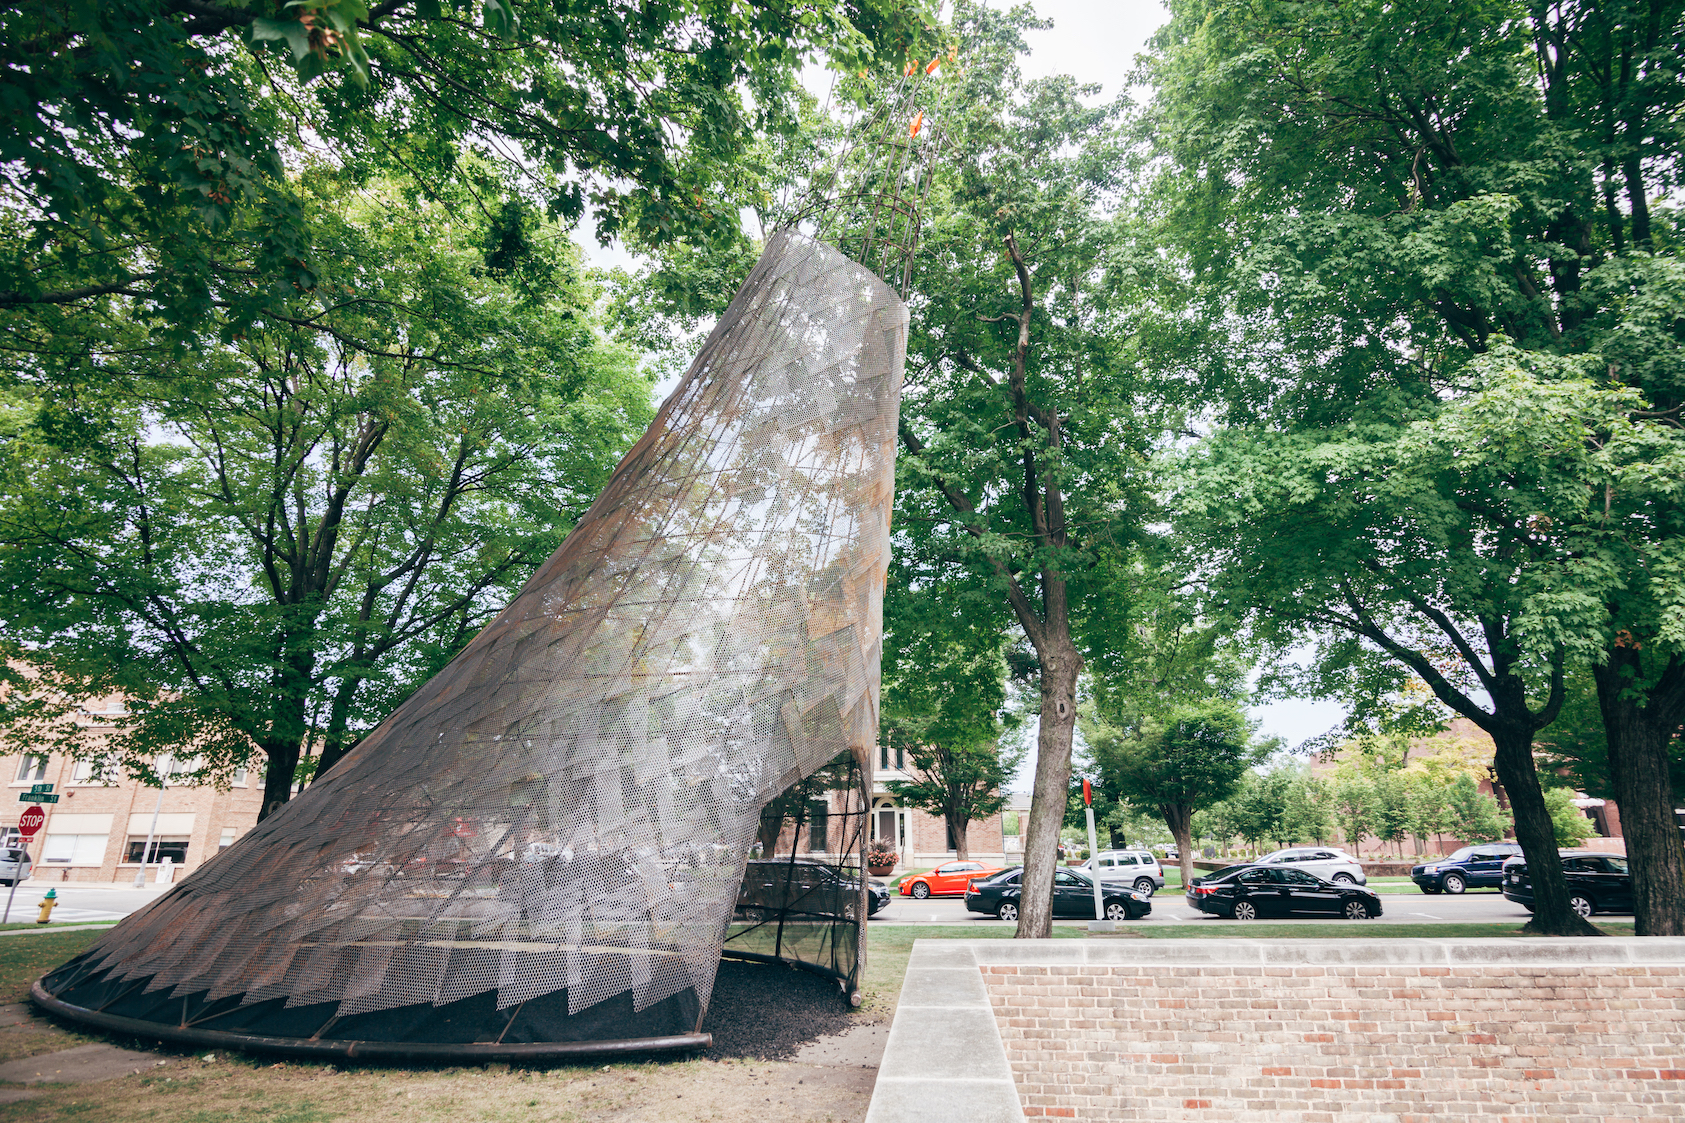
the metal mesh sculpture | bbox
[36,60,943,1060]
[34,229,905,1058]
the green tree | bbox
[1,0,933,328]
[1145,0,1685,934]
[1447,774,1513,844]
[0,172,651,816]
[1405,777,1456,856]
[894,1,1145,936]
[1084,700,1263,888]
[1281,770,1335,846]
[1229,769,1292,850]
[1329,774,1376,858]
[1542,785,1599,849]
[1368,772,1415,860]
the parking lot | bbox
[870,886,1533,925]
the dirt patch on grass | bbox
[704,959,861,1060]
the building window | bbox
[219,828,236,850]
[805,800,829,853]
[231,767,249,787]
[42,834,107,865]
[124,837,189,864]
[14,755,47,783]
[70,759,117,785]
[1002,811,1020,836]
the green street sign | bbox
[17,793,59,804]
[28,784,52,794]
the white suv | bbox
[1255,847,1366,885]
[0,847,31,887]
[1080,850,1165,895]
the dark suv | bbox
[1502,852,1632,918]
[1410,842,1522,894]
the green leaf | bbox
[251,17,311,61]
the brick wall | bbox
[984,962,1685,1121]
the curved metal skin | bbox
[37,230,906,1056]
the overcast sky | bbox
[582,0,1347,766]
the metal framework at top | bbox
[786,57,947,297]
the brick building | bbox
[2,698,263,884]
[868,741,1007,866]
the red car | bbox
[899,860,1005,899]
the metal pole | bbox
[2,834,31,925]
[132,760,170,889]
[1085,804,1106,921]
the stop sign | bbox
[17,807,44,837]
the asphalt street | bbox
[870,888,1538,926]
[0,882,1545,930]
[0,882,170,926]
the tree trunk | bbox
[1017,643,1081,938]
[1162,803,1195,890]
[258,740,301,822]
[1594,657,1685,936]
[757,801,786,857]
[1490,726,1599,936]
[948,812,971,861]
[313,736,355,782]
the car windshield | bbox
[1447,847,1478,861]
[1206,865,1251,882]
[981,867,1022,884]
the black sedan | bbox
[964,866,1151,922]
[1502,852,1631,918]
[1186,863,1383,920]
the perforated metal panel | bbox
[38,230,904,1054]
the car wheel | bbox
[1570,894,1594,919]
[1231,900,1258,921]
[1342,899,1371,920]
[1105,901,1131,921]
[1331,873,1355,885]
[1133,878,1155,896]
[996,900,1019,922]
[910,881,931,900]
[1442,873,1466,895]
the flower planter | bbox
[867,863,897,878]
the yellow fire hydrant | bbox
[36,888,56,925]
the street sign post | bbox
[5,806,45,924]
[28,784,52,794]
[17,793,59,804]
